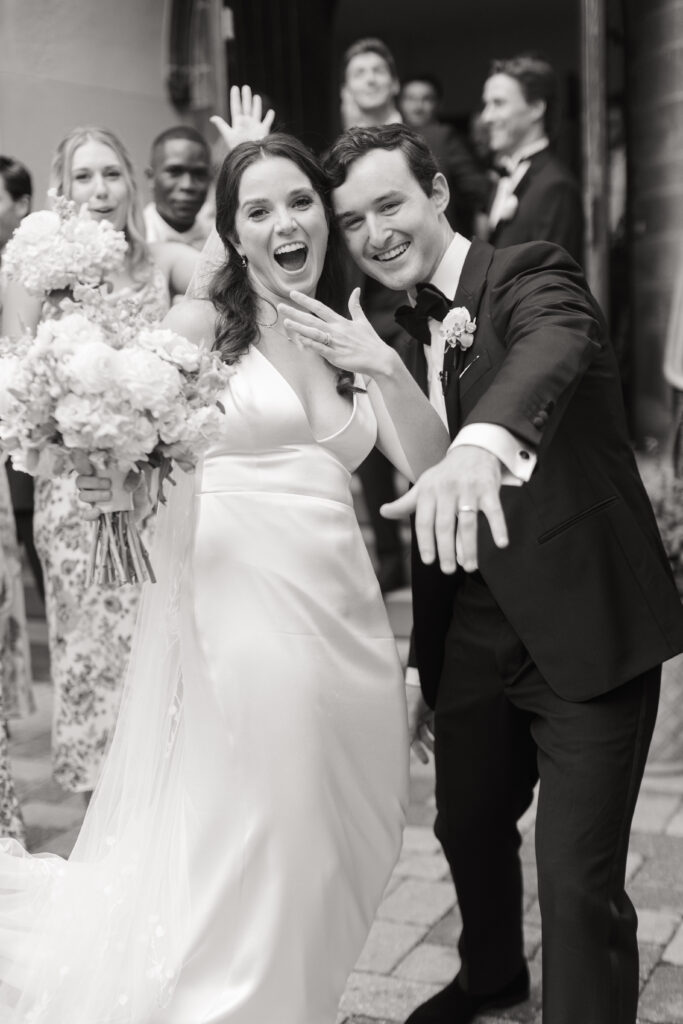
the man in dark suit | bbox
[324,123,683,1024]
[399,73,489,238]
[482,54,583,264]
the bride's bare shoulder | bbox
[161,298,217,348]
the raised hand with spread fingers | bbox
[210,85,275,152]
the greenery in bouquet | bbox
[2,190,128,295]
[0,313,233,585]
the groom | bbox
[323,123,683,1024]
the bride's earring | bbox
[239,253,248,269]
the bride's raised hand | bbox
[278,288,397,379]
[210,85,275,152]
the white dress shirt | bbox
[488,137,549,231]
[419,234,537,485]
[143,202,213,251]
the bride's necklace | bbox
[255,315,291,344]
[255,302,307,346]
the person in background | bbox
[3,126,198,803]
[0,156,44,604]
[481,53,583,264]
[0,156,35,846]
[340,36,402,130]
[144,125,213,249]
[340,37,407,590]
[399,73,489,238]
[0,157,31,261]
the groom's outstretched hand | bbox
[381,446,509,574]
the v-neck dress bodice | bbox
[201,345,376,498]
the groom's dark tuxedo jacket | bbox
[398,239,683,709]
[488,148,583,265]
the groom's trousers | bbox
[432,571,660,1024]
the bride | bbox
[0,121,449,1022]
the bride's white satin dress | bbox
[0,346,408,1024]
[163,349,409,1022]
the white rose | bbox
[139,329,201,373]
[112,349,182,414]
[54,393,95,440]
[12,210,61,245]
[64,341,116,394]
[37,313,105,357]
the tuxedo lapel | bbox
[442,239,495,436]
[511,148,551,203]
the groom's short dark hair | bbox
[324,123,439,197]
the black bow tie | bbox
[394,283,452,345]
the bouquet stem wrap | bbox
[86,466,156,587]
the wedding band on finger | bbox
[457,505,477,514]
[321,332,332,346]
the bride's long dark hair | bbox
[209,133,356,394]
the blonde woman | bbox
[2,127,198,799]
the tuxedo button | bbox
[531,414,546,429]
[519,449,530,460]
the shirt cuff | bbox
[449,423,536,485]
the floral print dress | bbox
[0,466,34,842]
[34,268,169,793]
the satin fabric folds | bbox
[0,347,408,1024]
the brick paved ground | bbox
[8,501,683,1023]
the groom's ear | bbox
[431,172,450,215]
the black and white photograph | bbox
[0,0,682,1021]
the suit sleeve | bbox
[463,243,605,450]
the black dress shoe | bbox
[404,963,530,1024]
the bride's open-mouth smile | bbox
[273,241,309,273]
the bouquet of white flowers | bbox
[2,191,128,295]
[0,314,232,585]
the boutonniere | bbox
[440,307,477,350]
[498,193,519,222]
